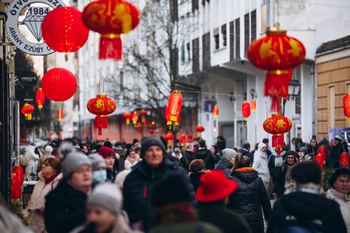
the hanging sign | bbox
[6,0,65,56]
[20,71,37,86]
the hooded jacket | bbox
[216,157,233,177]
[193,149,216,170]
[21,145,40,177]
[252,144,270,182]
[326,188,350,233]
[238,148,254,165]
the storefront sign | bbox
[20,71,37,86]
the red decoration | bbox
[168,91,183,122]
[11,175,22,200]
[21,103,34,120]
[213,105,219,117]
[42,7,89,53]
[12,165,24,185]
[248,30,306,112]
[87,95,116,135]
[340,152,349,167]
[180,135,186,146]
[317,147,327,161]
[242,101,251,121]
[251,100,256,112]
[165,106,172,127]
[139,109,148,123]
[148,121,157,134]
[343,93,350,123]
[57,109,63,122]
[164,133,174,145]
[36,88,45,111]
[196,124,205,138]
[123,112,132,125]
[315,154,324,169]
[132,112,139,125]
[187,135,193,142]
[82,0,140,60]
[42,68,77,102]
[135,122,143,133]
[263,114,292,155]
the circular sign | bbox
[20,70,37,86]
[6,0,65,56]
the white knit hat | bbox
[87,183,122,214]
[258,142,267,151]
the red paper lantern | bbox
[132,112,139,125]
[42,68,77,102]
[148,121,157,134]
[242,101,251,121]
[87,95,116,135]
[21,103,35,120]
[343,93,350,123]
[82,0,140,60]
[213,105,219,117]
[164,133,174,145]
[340,152,349,167]
[135,122,143,133]
[251,100,256,112]
[317,147,327,161]
[180,135,186,146]
[168,91,183,121]
[139,109,148,123]
[123,112,132,125]
[57,109,63,122]
[42,7,89,53]
[165,106,172,127]
[263,114,292,155]
[315,154,324,169]
[196,124,205,138]
[36,88,45,111]
[11,175,22,200]
[12,165,24,185]
[187,135,193,142]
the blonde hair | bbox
[230,154,251,175]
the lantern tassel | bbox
[126,119,130,125]
[98,128,102,135]
[348,117,350,123]
[38,105,42,111]
[271,95,280,113]
[245,117,248,121]
[28,114,32,121]
[99,34,122,61]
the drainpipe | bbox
[266,0,270,30]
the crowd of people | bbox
[0,134,349,233]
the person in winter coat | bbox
[267,148,287,185]
[37,146,54,172]
[149,173,222,233]
[216,149,237,177]
[197,170,251,233]
[328,135,349,169]
[44,144,93,233]
[193,139,216,170]
[88,153,107,185]
[180,144,194,171]
[229,154,271,233]
[70,183,140,233]
[307,138,318,158]
[325,168,350,233]
[272,151,298,198]
[238,143,254,165]
[25,157,62,233]
[123,135,194,232]
[253,143,270,190]
[21,144,40,177]
[267,161,347,233]
[98,146,118,182]
[189,159,206,191]
[124,149,140,170]
[116,146,126,172]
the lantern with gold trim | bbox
[148,121,157,134]
[251,100,256,112]
[123,112,132,125]
[180,135,186,146]
[165,106,172,128]
[87,95,116,135]
[132,112,139,125]
[196,124,205,138]
[242,101,251,121]
[213,105,219,117]
[343,93,350,123]
[164,133,174,145]
[167,91,183,122]
[263,114,292,155]
[36,88,45,111]
[57,109,63,122]
[21,103,34,120]
[139,110,148,123]
[135,122,143,133]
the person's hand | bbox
[273,193,277,198]
[264,218,269,226]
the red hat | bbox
[98,146,116,159]
[196,170,238,202]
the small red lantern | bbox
[317,147,327,161]
[251,100,256,112]
[11,175,22,200]
[180,135,186,146]
[42,68,77,102]
[21,103,34,120]
[132,112,139,125]
[164,133,174,145]
[213,105,219,117]
[168,91,183,121]
[242,101,251,121]
[196,124,205,138]
[87,95,116,135]
[36,88,45,111]
[135,122,143,133]
[340,152,349,167]
[148,121,157,134]
[42,7,89,53]
[123,112,132,125]
[139,110,148,123]
[263,114,292,155]
[82,0,140,60]
[315,154,324,169]
[187,135,193,142]
[343,93,350,123]
[57,109,63,122]
[165,106,172,127]
[12,164,24,185]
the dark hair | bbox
[127,148,135,157]
[199,139,206,148]
[262,138,269,143]
[217,136,225,141]
[291,161,322,185]
[103,141,112,148]
[242,143,250,150]
[44,157,62,175]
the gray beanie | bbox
[59,143,91,178]
[88,153,106,170]
[87,183,122,214]
[140,135,165,158]
[223,148,237,161]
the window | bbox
[187,42,191,61]
[222,24,227,47]
[192,38,199,73]
[214,27,219,50]
[181,42,185,63]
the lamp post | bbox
[282,79,301,116]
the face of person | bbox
[229,156,235,165]
[129,151,136,159]
[86,205,117,233]
[70,165,93,188]
[311,139,316,147]
[247,147,251,152]
[261,147,267,153]
[286,155,295,165]
[104,156,115,169]
[42,161,57,179]
[193,141,198,146]
[83,146,88,153]
[210,147,215,154]
[333,175,350,194]
[143,146,164,168]
[334,140,339,146]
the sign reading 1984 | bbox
[6,0,65,56]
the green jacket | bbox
[198,201,252,233]
[149,222,223,233]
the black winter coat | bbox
[228,169,271,233]
[193,149,216,170]
[238,148,254,165]
[189,171,206,191]
[271,166,287,198]
[329,142,349,168]
[123,157,194,232]
[216,157,232,177]
[44,179,88,233]
[180,150,194,171]
[267,154,286,182]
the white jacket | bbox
[24,172,62,233]
[21,145,39,177]
[124,159,139,170]
[253,150,270,182]
[326,188,350,233]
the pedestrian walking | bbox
[307,138,318,158]
[267,148,287,186]
[98,146,118,182]
[20,143,40,177]
[180,144,194,171]
[88,153,107,185]
[196,170,251,233]
[229,154,271,233]
[193,139,216,170]
[329,135,349,169]
[267,161,347,233]
[124,149,140,170]
[37,146,54,173]
[253,143,270,190]
[238,143,254,165]
[216,149,236,177]
[188,159,206,191]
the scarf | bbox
[126,156,136,165]
[235,167,255,172]
[45,174,58,185]
[330,188,350,202]
[284,164,294,191]
[155,202,196,224]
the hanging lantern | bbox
[196,124,205,138]
[57,109,63,122]
[343,93,350,123]
[36,88,45,111]
[315,154,324,169]
[12,165,24,185]
[139,110,148,123]
[87,95,116,135]
[123,112,132,125]
[187,135,193,142]
[168,91,183,122]
[42,68,77,102]
[247,30,306,112]
[251,100,256,112]
[135,122,143,133]
[148,121,157,134]
[173,113,181,129]
[11,175,22,200]
[132,112,139,125]
[42,7,89,53]
[21,103,34,120]
[213,105,219,117]
[82,0,140,60]
[143,119,148,128]
[242,101,251,121]
[180,135,186,146]
[340,152,349,167]
[164,133,174,145]
[263,114,292,155]
[165,106,172,127]
[317,147,327,161]
[213,120,217,133]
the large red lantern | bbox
[87,95,116,135]
[180,135,186,146]
[132,112,139,125]
[82,0,140,60]
[196,124,205,138]
[251,100,256,112]
[21,103,34,120]
[317,147,327,161]
[343,93,350,123]
[165,106,172,127]
[248,30,306,112]
[12,165,24,185]
[123,112,132,125]
[213,106,219,117]
[139,110,148,123]
[42,7,89,53]
[148,121,157,134]
[42,68,77,102]
[164,133,174,145]
[168,91,183,121]
[36,88,45,111]
[263,114,292,155]
[242,101,251,121]
[11,175,22,200]
[340,152,349,167]
[315,154,324,169]
[57,109,63,122]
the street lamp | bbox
[288,79,301,99]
